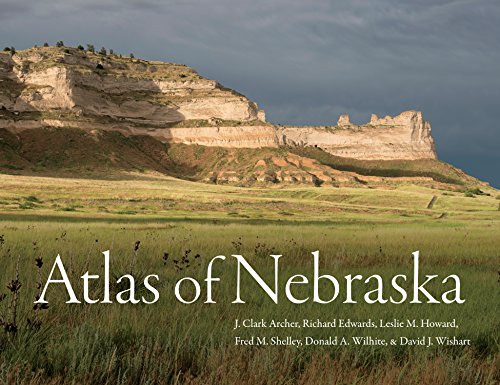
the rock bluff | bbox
[0,47,436,160]
[277,110,436,160]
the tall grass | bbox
[0,219,498,384]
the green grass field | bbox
[0,173,498,384]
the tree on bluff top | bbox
[3,47,15,55]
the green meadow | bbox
[0,173,498,384]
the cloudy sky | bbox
[1,0,499,186]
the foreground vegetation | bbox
[0,174,498,384]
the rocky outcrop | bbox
[0,47,275,148]
[337,114,352,127]
[2,49,266,122]
[277,110,437,160]
[1,47,437,159]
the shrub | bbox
[130,53,135,58]
[19,202,35,209]
[25,196,41,203]
[43,42,49,47]
[56,40,64,47]
[463,187,489,197]
[469,187,483,195]
[87,44,95,53]
[3,46,16,54]
[77,45,84,50]
[96,63,104,70]
[99,47,107,56]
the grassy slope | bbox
[0,173,498,223]
[0,127,485,190]
[290,147,477,185]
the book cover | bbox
[0,1,498,384]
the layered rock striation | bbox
[1,47,436,160]
[277,110,437,160]
[0,47,275,148]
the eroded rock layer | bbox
[277,111,436,160]
[0,47,276,148]
[1,47,436,159]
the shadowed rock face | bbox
[1,47,436,160]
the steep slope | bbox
[277,110,436,160]
[0,45,485,189]
[2,46,437,160]
[1,47,267,121]
[0,126,481,189]
[0,47,276,148]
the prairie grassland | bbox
[0,173,498,222]
[0,174,498,384]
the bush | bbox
[87,44,95,53]
[96,63,104,70]
[130,53,135,58]
[464,191,475,198]
[56,40,64,47]
[25,195,41,203]
[3,47,10,52]
[99,47,107,56]
[469,187,483,195]
[463,187,489,197]
[43,42,49,47]
[77,45,84,50]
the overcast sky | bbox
[1,0,499,186]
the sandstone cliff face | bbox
[277,110,437,160]
[0,47,275,148]
[1,47,436,159]
[2,49,266,121]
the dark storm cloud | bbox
[0,2,30,20]
[1,0,498,186]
